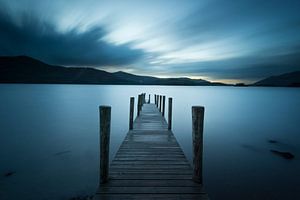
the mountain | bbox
[0,56,125,84]
[0,56,225,85]
[254,71,300,87]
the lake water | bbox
[0,84,299,200]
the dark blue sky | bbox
[1,0,300,83]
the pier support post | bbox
[157,95,159,107]
[148,94,150,104]
[129,97,134,130]
[192,106,205,184]
[159,95,162,112]
[162,96,166,116]
[137,95,141,116]
[99,106,111,184]
[168,98,172,130]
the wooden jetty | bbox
[94,94,208,200]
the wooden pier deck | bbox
[94,103,209,199]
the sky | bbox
[0,0,300,83]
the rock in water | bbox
[4,171,16,177]
[268,140,278,144]
[270,150,295,160]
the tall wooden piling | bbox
[157,95,160,107]
[168,97,172,130]
[162,96,166,116]
[99,106,111,184]
[192,106,205,184]
[148,94,150,104]
[159,95,162,112]
[129,97,134,130]
[137,95,141,116]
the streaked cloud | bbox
[0,5,145,66]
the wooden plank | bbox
[109,174,195,179]
[110,165,191,169]
[109,170,193,174]
[97,186,206,194]
[115,152,185,155]
[111,161,189,165]
[114,157,187,161]
[94,194,209,200]
[101,179,201,187]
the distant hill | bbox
[254,71,300,87]
[0,56,225,86]
[0,56,125,84]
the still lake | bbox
[0,84,299,200]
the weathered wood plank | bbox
[97,186,206,194]
[111,161,189,165]
[100,179,201,187]
[94,194,209,200]
[109,174,194,180]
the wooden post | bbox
[192,106,205,184]
[154,94,157,105]
[158,95,160,107]
[159,95,162,112]
[137,95,141,116]
[129,97,134,130]
[99,106,111,184]
[162,96,166,116]
[148,94,150,104]
[168,98,172,130]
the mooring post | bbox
[129,97,134,130]
[154,94,156,105]
[148,94,150,104]
[192,106,205,184]
[156,95,158,107]
[168,98,172,130]
[99,106,111,184]
[142,93,144,104]
[162,96,166,116]
[137,94,141,116]
[157,95,159,107]
[159,95,162,112]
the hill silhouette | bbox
[0,56,224,85]
[254,71,300,87]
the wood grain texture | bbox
[129,97,134,130]
[95,103,208,199]
[99,106,111,184]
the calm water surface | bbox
[0,84,299,200]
